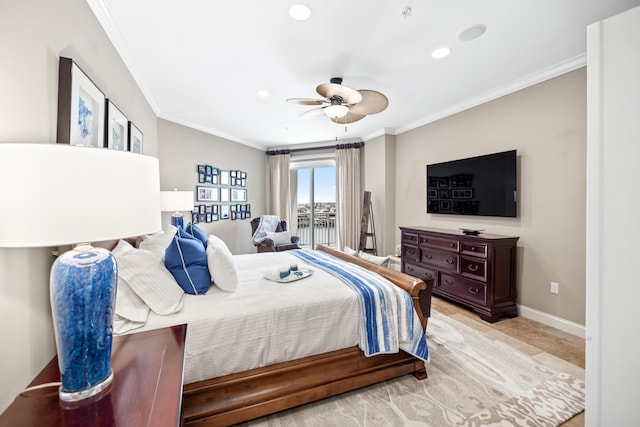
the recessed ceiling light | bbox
[432,47,451,59]
[458,24,487,42]
[289,4,311,21]
[257,90,270,98]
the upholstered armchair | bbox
[250,217,300,253]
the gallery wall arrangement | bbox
[56,57,143,153]
[193,164,250,223]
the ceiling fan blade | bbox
[286,98,325,105]
[348,90,389,115]
[331,111,366,124]
[316,83,362,104]
[299,107,327,119]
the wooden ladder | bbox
[358,191,377,255]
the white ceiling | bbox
[88,0,640,150]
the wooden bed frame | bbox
[181,245,434,426]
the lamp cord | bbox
[21,382,61,393]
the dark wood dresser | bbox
[400,226,519,322]
[0,324,187,427]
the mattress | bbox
[130,251,360,384]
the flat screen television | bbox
[426,150,517,217]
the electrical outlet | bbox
[550,281,559,294]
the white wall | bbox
[586,6,640,425]
[0,0,157,412]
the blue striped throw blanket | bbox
[290,249,428,362]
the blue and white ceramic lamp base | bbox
[50,245,117,403]
[170,213,184,228]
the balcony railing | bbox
[295,212,336,248]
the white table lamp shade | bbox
[0,143,161,246]
[160,190,194,213]
[0,142,161,403]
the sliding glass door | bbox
[295,166,336,248]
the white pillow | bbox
[265,230,292,246]
[138,225,178,254]
[113,279,149,334]
[358,250,391,268]
[206,235,239,292]
[343,245,358,257]
[112,239,184,315]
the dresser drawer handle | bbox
[445,259,454,264]
[407,249,415,255]
[471,247,477,251]
[424,254,432,260]
[469,287,479,294]
[449,243,456,248]
[444,279,453,286]
[467,264,479,272]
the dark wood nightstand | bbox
[0,324,187,427]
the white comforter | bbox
[126,251,360,384]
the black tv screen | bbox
[426,150,517,217]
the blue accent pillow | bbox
[184,222,207,248]
[164,228,211,295]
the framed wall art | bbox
[220,170,230,186]
[220,205,230,220]
[230,188,247,202]
[220,187,230,203]
[56,57,106,147]
[196,186,219,202]
[105,100,128,151]
[128,122,143,153]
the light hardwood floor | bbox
[431,296,585,426]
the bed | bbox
[112,234,433,426]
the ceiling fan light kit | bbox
[324,104,349,119]
[287,77,388,124]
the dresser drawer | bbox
[403,261,437,283]
[461,241,488,258]
[421,248,458,272]
[419,234,459,252]
[440,273,487,306]
[460,256,488,282]
[402,231,419,245]
[402,244,420,263]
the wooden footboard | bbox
[181,245,434,426]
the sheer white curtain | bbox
[335,144,362,250]
[269,153,291,224]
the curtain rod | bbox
[267,142,364,156]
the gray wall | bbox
[158,120,267,254]
[363,134,397,256]
[0,0,157,412]
[392,69,587,326]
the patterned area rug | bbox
[242,311,585,427]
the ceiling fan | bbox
[286,77,388,124]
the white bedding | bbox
[122,251,360,384]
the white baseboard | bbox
[518,305,585,339]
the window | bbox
[291,157,336,248]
